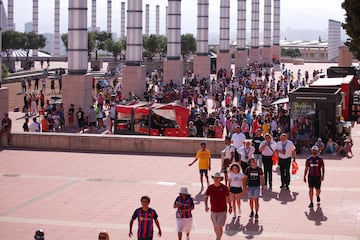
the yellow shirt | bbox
[262,123,270,134]
[195,149,211,170]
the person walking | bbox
[221,136,235,185]
[243,158,264,219]
[252,129,265,168]
[303,146,325,208]
[275,133,296,190]
[205,172,232,240]
[98,231,110,240]
[237,140,255,174]
[227,163,246,218]
[259,133,277,189]
[174,187,194,240]
[129,196,162,240]
[1,112,12,146]
[188,142,211,189]
[34,229,45,240]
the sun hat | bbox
[317,138,322,141]
[179,187,190,195]
[212,172,224,180]
[311,146,319,151]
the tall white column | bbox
[54,0,60,56]
[145,4,150,36]
[194,0,210,77]
[235,0,247,69]
[164,0,183,85]
[107,0,112,33]
[156,5,160,35]
[91,0,96,31]
[62,0,92,128]
[262,0,272,64]
[122,0,146,98]
[165,6,168,37]
[121,2,125,37]
[68,0,88,74]
[273,0,281,63]
[217,0,231,73]
[126,0,143,64]
[32,0,39,56]
[249,0,260,63]
[7,0,14,30]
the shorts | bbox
[211,211,227,227]
[230,186,243,194]
[77,119,85,128]
[247,186,260,198]
[199,169,208,175]
[176,217,193,233]
[308,176,321,189]
[89,122,97,127]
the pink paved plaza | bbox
[1,125,360,240]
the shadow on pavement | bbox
[305,205,328,225]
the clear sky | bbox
[2,0,346,39]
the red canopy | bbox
[115,101,149,114]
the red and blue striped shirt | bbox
[174,196,194,218]
[306,156,324,177]
[131,207,158,239]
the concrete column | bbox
[7,0,14,30]
[53,0,60,56]
[262,0,272,64]
[145,4,150,36]
[32,0,39,56]
[91,0,96,31]
[272,0,281,63]
[249,0,260,63]
[121,2,125,38]
[235,0,247,69]
[107,0,112,33]
[165,6,168,37]
[122,0,146,98]
[164,0,183,86]
[62,0,92,128]
[194,0,210,77]
[156,5,160,35]
[217,0,231,74]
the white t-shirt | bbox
[228,172,245,188]
[259,140,277,156]
[223,144,235,159]
[275,140,296,159]
[238,146,255,163]
[231,132,246,149]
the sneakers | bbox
[317,196,320,203]
[308,202,314,208]
[249,211,254,218]
[255,213,259,219]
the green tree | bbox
[23,32,47,60]
[342,0,360,59]
[90,31,112,60]
[181,34,196,59]
[143,34,167,57]
[105,38,124,59]
[2,30,25,61]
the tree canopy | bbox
[181,34,196,58]
[342,0,360,59]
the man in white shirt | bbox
[238,140,255,173]
[231,126,246,150]
[259,133,277,189]
[275,133,296,190]
[221,136,235,185]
